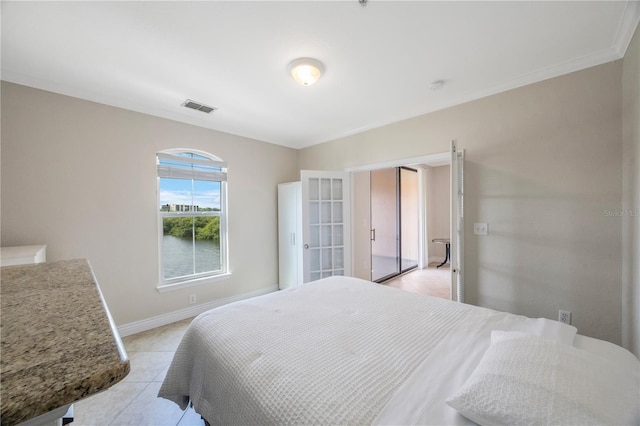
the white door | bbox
[301,170,351,283]
[277,182,302,289]
[450,141,465,302]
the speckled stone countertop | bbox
[1,259,130,426]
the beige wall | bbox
[300,61,624,344]
[0,82,299,326]
[426,165,450,263]
[622,24,640,356]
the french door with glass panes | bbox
[301,171,351,283]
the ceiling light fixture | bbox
[288,58,324,86]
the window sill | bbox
[157,272,232,293]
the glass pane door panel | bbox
[322,248,332,269]
[333,247,344,269]
[310,249,320,271]
[332,179,343,200]
[321,178,332,199]
[309,202,320,225]
[309,178,320,200]
[310,226,320,248]
[400,168,419,272]
[321,225,332,246]
[371,168,399,282]
[333,202,343,223]
[333,225,343,246]
[321,202,332,223]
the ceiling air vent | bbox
[181,99,217,114]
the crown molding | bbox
[613,0,640,57]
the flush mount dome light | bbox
[288,58,324,86]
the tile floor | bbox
[72,267,449,425]
[72,318,203,426]
[384,263,451,299]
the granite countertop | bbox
[1,259,130,426]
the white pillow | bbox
[446,331,640,426]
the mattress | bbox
[158,276,639,425]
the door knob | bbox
[304,244,309,249]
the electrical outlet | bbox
[473,223,488,236]
[189,294,197,305]
[558,310,572,325]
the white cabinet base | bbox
[1,245,47,266]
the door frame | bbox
[346,151,454,292]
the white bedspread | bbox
[158,276,579,425]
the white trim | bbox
[117,285,278,337]
[417,167,427,270]
[613,0,640,57]
[156,148,229,287]
[345,152,450,173]
[157,152,227,169]
[158,148,225,165]
[157,271,232,292]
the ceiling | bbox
[2,1,639,149]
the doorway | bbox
[370,167,419,282]
[384,163,450,298]
[349,149,462,301]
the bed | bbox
[158,276,639,425]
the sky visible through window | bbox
[158,152,223,211]
[159,178,221,210]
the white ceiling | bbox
[2,1,639,149]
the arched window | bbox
[156,149,228,290]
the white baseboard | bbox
[117,286,278,337]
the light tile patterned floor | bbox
[384,263,451,299]
[72,318,202,426]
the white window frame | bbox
[156,149,230,292]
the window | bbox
[157,149,228,290]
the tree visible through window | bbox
[157,150,227,287]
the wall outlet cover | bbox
[474,223,488,235]
[558,310,572,325]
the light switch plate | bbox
[474,223,488,235]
